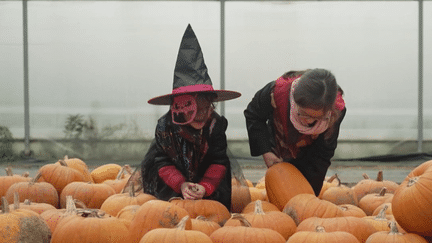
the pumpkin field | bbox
[1,156,432,243]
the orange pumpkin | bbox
[59,181,116,209]
[241,199,280,214]
[103,166,128,193]
[0,197,52,243]
[191,216,221,236]
[358,187,393,216]
[128,200,192,243]
[321,174,358,206]
[365,221,428,243]
[90,163,123,183]
[169,198,230,226]
[392,160,432,236]
[37,160,86,196]
[362,205,394,232]
[318,174,339,198]
[297,216,376,243]
[224,200,297,240]
[338,204,367,218]
[40,195,78,234]
[231,177,252,213]
[55,155,93,182]
[0,167,30,203]
[283,193,345,226]
[209,214,286,243]
[287,225,360,243]
[11,198,57,215]
[5,173,59,208]
[116,204,140,229]
[372,202,393,217]
[100,184,155,217]
[140,216,213,243]
[51,208,129,243]
[265,162,314,211]
[351,171,398,201]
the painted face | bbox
[171,94,214,129]
[171,95,197,125]
[297,107,328,126]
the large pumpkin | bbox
[40,195,78,233]
[321,174,358,206]
[128,200,192,243]
[358,187,393,216]
[231,178,252,213]
[55,156,93,182]
[139,216,213,243]
[391,160,432,236]
[0,197,52,243]
[265,162,314,211]
[90,163,123,183]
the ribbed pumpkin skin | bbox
[392,160,432,236]
[210,225,286,243]
[283,194,345,226]
[128,200,192,243]
[51,214,129,243]
[0,172,30,201]
[297,216,376,243]
[241,200,280,214]
[265,163,314,211]
[90,164,123,183]
[191,216,221,236]
[170,199,230,226]
[139,227,213,243]
[55,157,94,183]
[338,204,367,218]
[365,222,428,243]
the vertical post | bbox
[23,0,31,156]
[220,0,225,117]
[417,0,423,153]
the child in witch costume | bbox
[244,69,346,196]
[141,25,241,210]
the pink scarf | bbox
[289,78,331,135]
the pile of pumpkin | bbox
[1,156,432,243]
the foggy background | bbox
[1,1,431,142]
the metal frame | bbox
[11,0,427,155]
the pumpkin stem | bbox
[334,173,342,187]
[362,173,370,179]
[1,197,10,213]
[375,204,389,220]
[175,216,190,231]
[5,167,13,176]
[196,215,210,221]
[64,155,69,160]
[230,213,252,227]
[13,192,20,210]
[168,197,184,202]
[124,164,133,175]
[24,199,32,205]
[378,187,387,196]
[388,221,402,235]
[315,225,326,233]
[327,174,337,183]
[376,171,383,181]
[65,195,78,214]
[31,172,42,184]
[58,160,68,166]
[22,172,30,177]
[253,200,265,215]
[116,167,125,180]
[77,209,105,218]
[74,199,88,209]
[128,183,136,197]
[407,177,419,187]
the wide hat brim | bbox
[148,89,241,105]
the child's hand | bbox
[181,182,206,200]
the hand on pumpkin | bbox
[263,152,283,168]
[181,182,206,200]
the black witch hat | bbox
[148,24,241,105]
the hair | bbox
[288,68,340,112]
[284,68,344,138]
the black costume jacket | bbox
[141,111,232,210]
